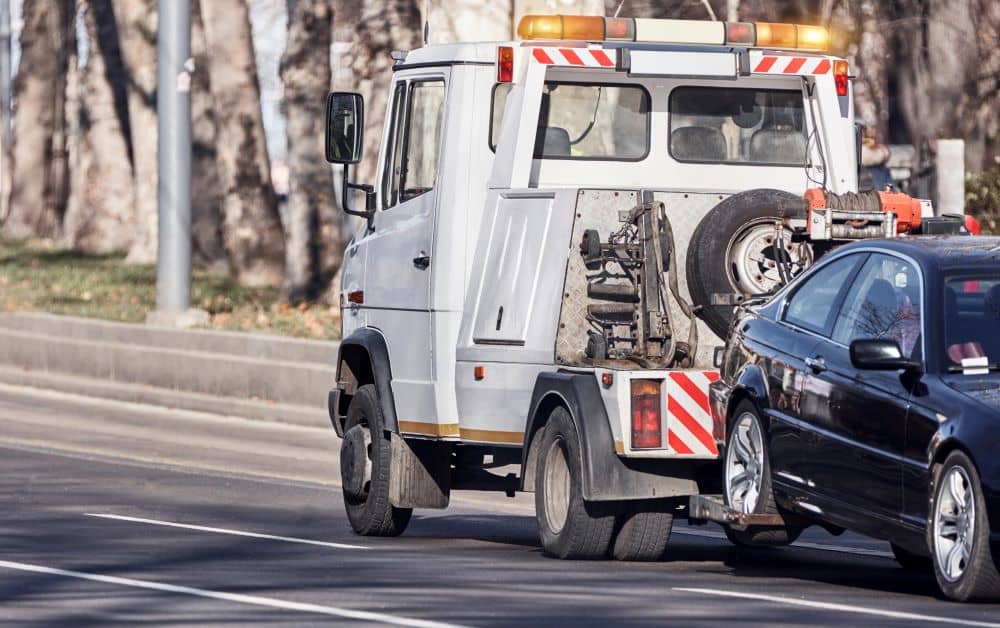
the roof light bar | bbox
[516,15,829,52]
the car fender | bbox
[332,327,399,436]
[729,363,771,420]
[521,371,697,502]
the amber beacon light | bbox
[516,14,829,52]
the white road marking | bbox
[673,527,894,558]
[675,587,1000,628]
[0,559,467,628]
[85,513,369,551]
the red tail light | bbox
[965,214,982,236]
[631,379,662,449]
[497,46,514,83]
[834,60,849,96]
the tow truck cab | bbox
[326,14,869,557]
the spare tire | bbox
[686,189,813,339]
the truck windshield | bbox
[490,81,650,161]
[943,275,1000,371]
[669,87,807,166]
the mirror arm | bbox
[340,164,376,228]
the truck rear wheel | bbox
[611,501,675,561]
[535,407,615,559]
[687,189,812,338]
[341,384,412,537]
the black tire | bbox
[930,451,1000,602]
[535,407,616,559]
[612,501,675,561]
[341,384,412,537]
[891,542,932,572]
[686,189,810,339]
[723,400,800,547]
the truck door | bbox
[362,71,449,423]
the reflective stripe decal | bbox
[666,371,721,457]
[531,47,617,67]
[753,55,834,75]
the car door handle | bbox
[412,254,430,270]
[805,356,827,373]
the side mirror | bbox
[325,92,364,165]
[850,339,921,373]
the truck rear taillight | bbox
[497,46,514,83]
[630,379,662,449]
[834,60,849,96]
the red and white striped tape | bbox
[531,47,616,68]
[666,371,721,457]
[753,55,832,75]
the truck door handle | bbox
[805,356,827,373]
[412,254,430,270]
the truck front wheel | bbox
[341,384,412,537]
[535,407,615,559]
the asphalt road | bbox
[2,384,1000,626]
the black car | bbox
[710,236,1000,602]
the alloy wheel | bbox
[726,412,765,514]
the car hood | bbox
[945,377,1000,415]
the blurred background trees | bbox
[0,0,997,303]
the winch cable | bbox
[802,78,828,191]
[657,204,698,367]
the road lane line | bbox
[0,559,467,628]
[675,587,1000,627]
[85,513,369,551]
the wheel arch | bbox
[332,327,399,437]
[727,365,771,428]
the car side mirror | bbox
[325,92,364,165]
[850,339,921,373]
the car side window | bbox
[832,254,922,358]
[382,79,446,210]
[784,255,861,336]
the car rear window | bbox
[669,87,808,166]
[943,276,1000,368]
[490,81,650,161]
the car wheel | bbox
[931,451,1000,601]
[687,189,813,338]
[891,542,932,571]
[723,401,799,546]
[535,407,616,559]
[341,384,412,537]
[611,501,675,561]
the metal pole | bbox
[156,0,192,313]
[0,0,11,148]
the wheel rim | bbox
[725,412,765,514]
[933,465,976,582]
[543,438,571,534]
[726,219,813,295]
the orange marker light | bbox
[517,15,604,41]
[347,290,364,304]
[601,372,614,387]
[834,59,849,96]
[497,46,514,83]
[725,22,756,46]
[474,365,486,381]
[796,24,829,51]
[604,17,635,41]
[756,22,798,49]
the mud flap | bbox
[389,433,451,509]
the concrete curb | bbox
[0,313,340,426]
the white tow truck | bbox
[323,13,949,559]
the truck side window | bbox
[669,87,807,166]
[489,81,649,161]
[383,79,446,210]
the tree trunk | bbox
[200,0,285,287]
[63,0,136,253]
[2,0,75,240]
[352,0,422,186]
[190,0,227,270]
[425,0,511,43]
[113,0,158,263]
[281,0,341,303]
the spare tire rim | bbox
[933,465,975,582]
[725,412,764,514]
[726,218,813,296]
[543,438,571,534]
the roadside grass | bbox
[0,239,340,340]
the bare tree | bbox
[425,0,511,43]
[63,0,136,253]
[200,0,286,287]
[281,0,341,302]
[190,0,227,270]
[2,0,75,240]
